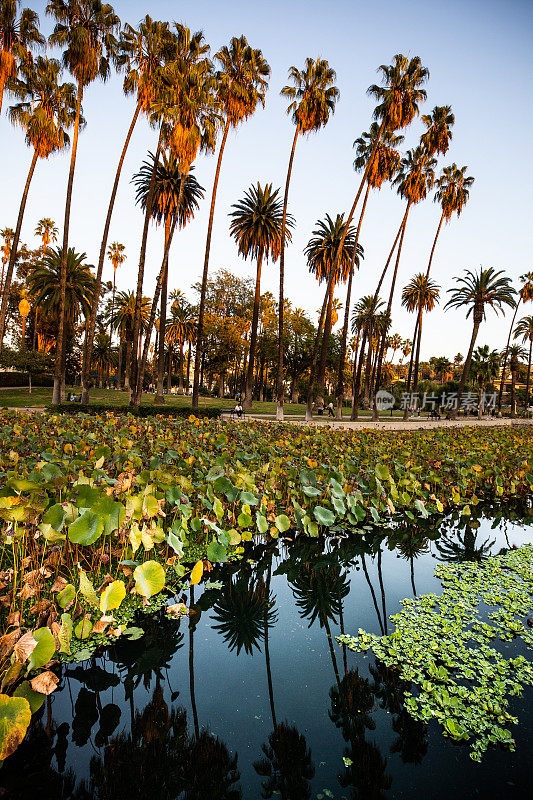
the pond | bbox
[1,504,532,800]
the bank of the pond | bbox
[1,409,533,762]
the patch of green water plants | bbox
[338,545,533,761]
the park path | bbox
[242,414,533,432]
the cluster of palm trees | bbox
[2,2,530,417]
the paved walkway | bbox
[243,415,533,432]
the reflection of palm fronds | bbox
[338,738,392,799]
[396,536,429,561]
[290,563,350,628]
[254,721,315,800]
[436,529,496,562]
[212,576,277,655]
[329,670,376,742]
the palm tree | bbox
[80,15,177,404]
[229,183,293,409]
[111,290,150,391]
[427,164,474,280]
[401,273,440,415]
[91,326,113,387]
[132,26,219,406]
[506,343,527,417]
[445,267,516,416]
[497,271,533,411]
[35,218,58,251]
[133,151,203,401]
[350,294,386,418]
[47,0,120,405]
[0,0,44,114]
[0,55,77,348]
[304,213,361,417]
[275,56,339,420]
[27,246,95,377]
[107,241,125,339]
[470,345,500,417]
[166,299,196,394]
[514,315,533,412]
[192,35,270,410]
[334,124,403,417]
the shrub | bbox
[47,403,221,419]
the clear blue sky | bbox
[2,0,532,360]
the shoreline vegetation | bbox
[1,410,533,759]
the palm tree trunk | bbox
[244,249,264,410]
[316,284,333,402]
[425,211,445,280]
[167,347,173,394]
[335,182,370,418]
[372,203,411,420]
[264,562,277,730]
[412,312,423,392]
[511,368,516,418]
[0,149,39,347]
[186,343,191,393]
[116,340,123,390]
[81,101,141,404]
[305,283,331,420]
[452,319,481,418]
[403,311,420,420]
[188,586,199,739]
[133,196,181,405]
[192,120,230,410]
[155,216,171,403]
[129,128,164,404]
[52,83,83,406]
[276,126,300,421]
[351,330,367,420]
[497,300,521,412]
[526,340,532,414]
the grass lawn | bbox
[0,386,408,417]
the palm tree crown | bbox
[215,34,270,127]
[434,163,474,220]
[445,267,516,323]
[0,0,45,114]
[119,15,177,115]
[132,150,204,227]
[401,274,440,314]
[8,55,78,157]
[305,213,362,285]
[420,104,455,157]
[394,146,437,205]
[35,217,58,250]
[27,245,95,324]
[368,54,429,131]
[282,56,339,134]
[229,183,294,262]
[353,123,403,189]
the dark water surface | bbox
[2,506,533,800]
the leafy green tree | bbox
[445,267,516,416]
[275,57,339,420]
[470,345,500,417]
[110,290,150,390]
[229,182,293,409]
[401,273,440,409]
[497,271,533,411]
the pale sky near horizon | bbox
[2,0,532,361]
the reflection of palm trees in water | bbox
[370,662,427,765]
[290,561,350,688]
[396,534,430,597]
[329,669,392,800]
[436,522,496,562]
[360,549,387,635]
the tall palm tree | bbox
[334,124,403,417]
[106,241,125,339]
[506,343,527,418]
[514,315,533,412]
[369,146,436,414]
[304,213,361,417]
[445,267,516,416]
[91,326,113,387]
[0,55,77,348]
[0,0,44,114]
[427,164,474,280]
[111,290,150,391]
[497,271,533,411]
[47,0,120,405]
[229,182,293,409]
[133,151,203,401]
[166,298,196,394]
[132,26,219,406]
[470,345,500,418]
[401,273,440,417]
[35,218,58,251]
[80,15,177,404]
[192,35,270,410]
[275,56,339,420]
[350,294,386,418]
